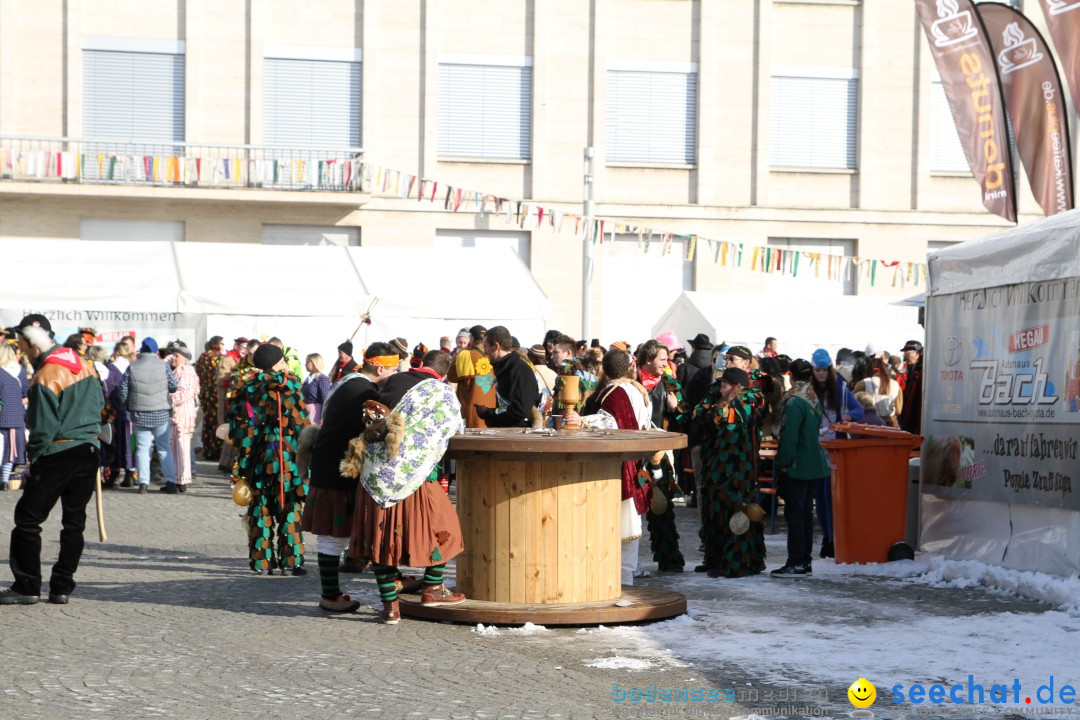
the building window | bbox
[606,64,697,165]
[770,68,858,170]
[264,48,362,149]
[83,39,185,144]
[80,218,185,243]
[261,225,359,246]
[766,237,856,296]
[435,229,530,267]
[930,80,971,174]
[438,54,532,160]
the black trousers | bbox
[9,443,99,596]
[777,473,820,567]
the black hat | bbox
[789,358,813,382]
[252,343,284,371]
[166,340,192,360]
[338,340,354,356]
[726,345,753,361]
[590,338,602,348]
[16,314,53,338]
[720,367,750,388]
[687,333,712,350]
[902,340,924,353]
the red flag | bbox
[979,3,1073,216]
[915,0,1017,222]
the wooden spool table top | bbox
[445,427,688,463]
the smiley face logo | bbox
[848,678,877,709]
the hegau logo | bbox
[1046,0,1080,16]
[931,0,978,47]
[998,22,1043,75]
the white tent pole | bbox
[582,147,595,342]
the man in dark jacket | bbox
[476,326,538,428]
[1,315,105,605]
[677,333,713,387]
[898,340,923,435]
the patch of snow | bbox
[585,657,655,671]
[472,624,500,637]
[506,622,550,635]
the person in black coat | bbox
[677,333,714,387]
[476,326,539,428]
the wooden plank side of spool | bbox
[539,463,560,603]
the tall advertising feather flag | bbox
[916,0,1018,222]
[979,3,1074,216]
[1036,0,1080,114]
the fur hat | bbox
[166,340,192,360]
[252,343,284,371]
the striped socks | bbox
[373,564,399,603]
[423,564,445,588]
[317,553,340,600]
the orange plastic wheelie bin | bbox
[821,423,923,564]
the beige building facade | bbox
[0,0,1067,342]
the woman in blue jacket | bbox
[809,348,863,559]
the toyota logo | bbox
[944,335,963,367]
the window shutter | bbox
[606,70,697,165]
[261,224,359,246]
[438,64,531,160]
[770,75,857,169]
[264,58,362,148]
[434,229,531,267]
[931,81,972,174]
[81,219,185,243]
[83,50,185,143]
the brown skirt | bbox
[300,486,355,538]
[349,481,464,568]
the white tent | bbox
[651,291,923,361]
[0,240,548,362]
[923,210,1080,577]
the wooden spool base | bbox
[398,585,686,626]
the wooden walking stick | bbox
[95,467,107,542]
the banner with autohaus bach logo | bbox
[1037,0,1080,115]
[979,3,1074,217]
[924,279,1080,510]
[915,0,1017,222]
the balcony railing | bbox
[0,136,365,192]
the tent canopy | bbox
[651,291,923,361]
[929,208,1080,296]
[0,239,548,357]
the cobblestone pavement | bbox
[0,460,1053,720]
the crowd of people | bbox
[0,313,925,621]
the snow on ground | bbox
[473,539,1080,714]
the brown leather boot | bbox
[420,584,466,607]
[380,600,400,624]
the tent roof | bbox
[0,241,547,328]
[175,244,368,316]
[0,240,181,312]
[651,291,923,361]
[928,209,1080,296]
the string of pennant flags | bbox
[360,160,927,290]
